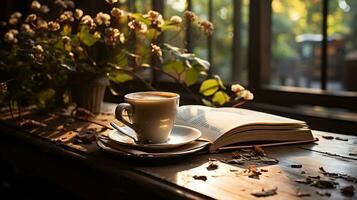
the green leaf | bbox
[146,28,160,40]
[163,60,184,74]
[194,57,210,71]
[109,72,133,83]
[199,79,219,96]
[131,13,151,25]
[78,26,99,46]
[212,91,230,106]
[115,51,128,68]
[184,68,199,86]
[161,24,176,31]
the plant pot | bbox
[69,72,109,114]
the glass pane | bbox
[212,0,233,82]
[164,0,186,48]
[192,0,209,60]
[134,0,151,13]
[327,0,357,91]
[270,0,322,88]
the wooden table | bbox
[0,103,356,199]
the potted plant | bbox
[0,0,253,115]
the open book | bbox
[176,105,315,152]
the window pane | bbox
[192,0,209,60]
[134,0,151,13]
[269,0,322,88]
[327,0,357,91]
[164,0,186,48]
[212,0,233,82]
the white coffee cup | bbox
[115,91,180,144]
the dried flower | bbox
[93,31,101,39]
[21,24,35,35]
[8,12,22,25]
[105,0,118,5]
[4,29,19,43]
[199,20,214,35]
[74,9,83,20]
[145,10,164,27]
[169,16,182,25]
[48,21,60,31]
[54,0,74,9]
[31,1,41,10]
[231,84,245,93]
[59,11,74,23]
[25,14,37,23]
[36,18,48,30]
[184,11,197,22]
[10,12,22,19]
[33,44,44,54]
[54,0,66,9]
[111,7,124,20]
[40,5,50,13]
[80,15,96,29]
[128,20,147,33]
[151,44,162,57]
[95,12,111,26]
[105,27,121,45]
[240,90,254,100]
[8,18,19,25]
[65,0,75,10]
[61,36,71,43]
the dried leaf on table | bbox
[226,159,245,165]
[251,187,278,197]
[311,180,338,189]
[349,153,357,156]
[296,190,310,197]
[18,119,47,128]
[319,166,357,182]
[253,145,266,156]
[308,175,320,179]
[341,185,355,196]
[245,165,261,179]
[315,191,331,197]
[259,157,279,165]
[335,137,348,141]
[322,135,334,140]
[232,151,241,159]
[55,131,77,143]
[193,175,207,181]
[206,161,218,171]
[75,128,97,143]
[71,107,96,119]
[295,178,312,184]
[291,164,302,168]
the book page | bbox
[176,106,240,142]
[176,105,307,143]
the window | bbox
[123,0,357,110]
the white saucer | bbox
[108,125,202,150]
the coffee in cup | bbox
[115,91,180,144]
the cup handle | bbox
[115,103,136,131]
